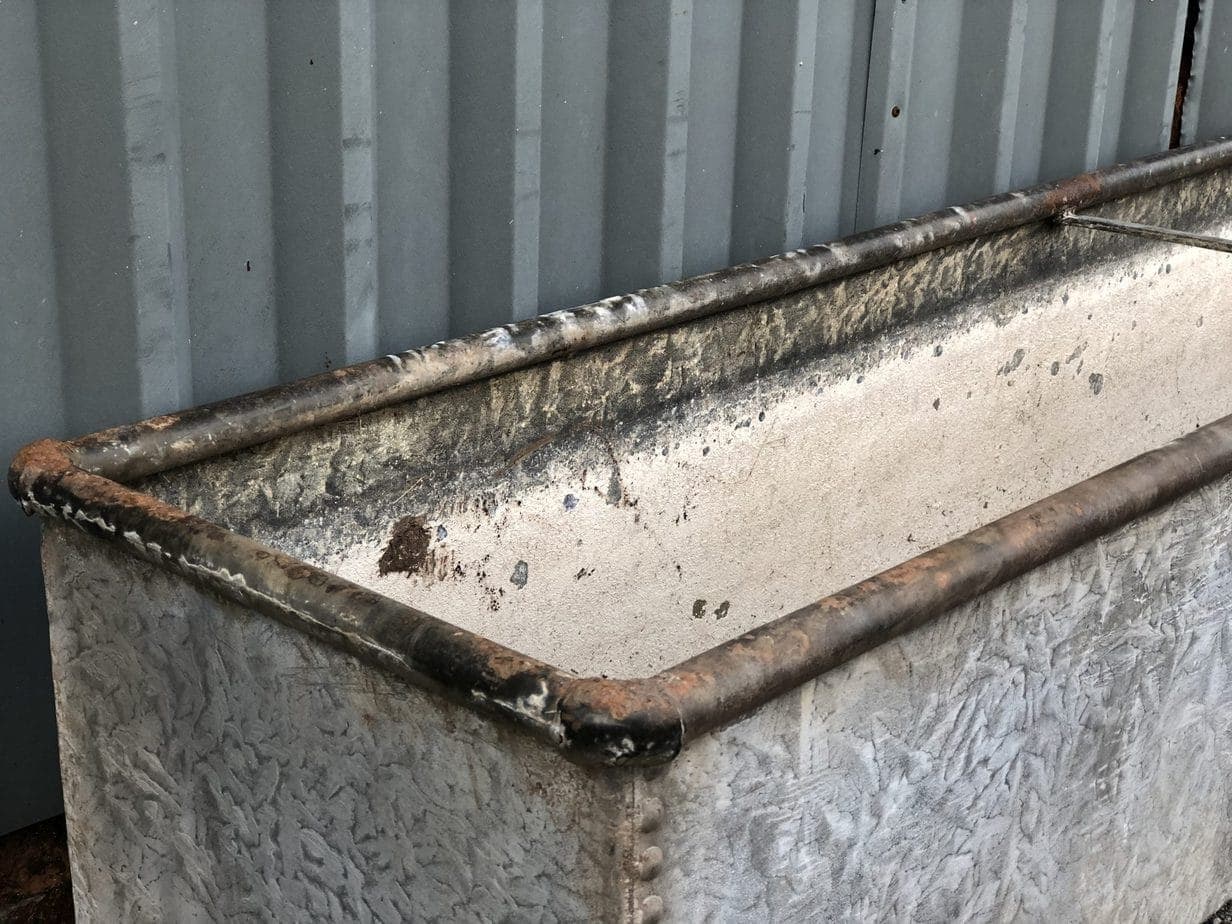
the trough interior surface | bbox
[142,212,1232,679]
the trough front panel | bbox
[649,475,1232,922]
[40,524,629,922]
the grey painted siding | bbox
[0,0,1225,834]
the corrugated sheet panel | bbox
[0,0,1226,833]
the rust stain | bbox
[378,516,433,576]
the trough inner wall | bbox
[139,170,1232,677]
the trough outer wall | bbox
[39,469,1232,922]
[647,476,1232,921]
[42,524,642,922]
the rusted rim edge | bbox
[67,135,1232,483]
[656,415,1232,742]
[8,439,686,766]
[9,139,1232,766]
[13,416,1232,765]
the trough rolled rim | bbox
[10,138,1232,766]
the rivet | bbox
[639,894,664,923]
[639,797,664,832]
[637,845,663,880]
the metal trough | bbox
[12,139,1232,922]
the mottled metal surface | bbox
[651,475,1232,922]
[43,525,630,921]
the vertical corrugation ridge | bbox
[993,1,1031,193]
[854,0,916,230]
[447,0,540,334]
[1182,0,1232,145]
[510,0,545,322]
[658,1,691,287]
[897,1,963,219]
[1039,0,1124,181]
[681,0,741,278]
[1002,1,1057,191]
[268,0,347,380]
[947,0,1028,206]
[539,0,610,310]
[38,0,144,432]
[176,0,278,404]
[805,0,873,241]
[1082,0,1122,169]
[1118,0,1190,159]
[602,0,691,296]
[372,0,451,351]
[1092,0,1135,166]
[338,0,379,362]
[729,0,820,263]
[836,0,877,236]
[115,0,192,416]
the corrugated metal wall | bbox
[1,0,1227,833]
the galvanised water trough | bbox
[12,138,1232,922]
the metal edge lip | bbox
[65,135,1232,483]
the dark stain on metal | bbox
[378,516,433,576]
[1089,372,1105,395]
[998,348,1026,376]
[510,560,529,588]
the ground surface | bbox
[0,816,73,922]
[0,812,1227,920]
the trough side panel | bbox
[40,525,626,922]
[651,475,1232,921]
